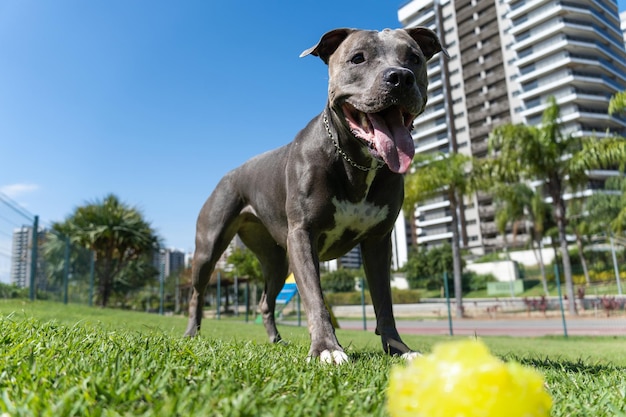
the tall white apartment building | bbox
[10,226,32,287]
[621,11,626,48]
[10,226,47,288]
[398,0,626,253]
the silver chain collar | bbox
[323,112,384,172]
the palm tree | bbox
[492,182,552,295]
[567,199,592,286]
[493,182,533,252]
[488,97,626,315]
[53,194,160,307]
[41,232,92,290]
[608,90,626,116]
[587,176,626,235]
[527,188,552,295]
[404,152,475,318]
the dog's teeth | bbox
[359,112,369,130]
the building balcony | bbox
[398,2,436,27]
[416,105,446,124]
[455,0,494,23]
[417,231,453,244]
[415,137,450,154]
[416,215,453,228]
[467,102,512,124]
[416,199,450,212]
[520,74,624,106]
[469,123,498,139]
[560,110,626,130]
[466,88,509,108]
[508,0,552,21]
[412,122,447,138]
[470,140,489,155]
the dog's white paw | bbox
[401,351,422,361]
[321,349,349,365]
[307,350,349,365]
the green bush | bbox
[325,291,365,305]
[320,269,357,293]
[404,244,461,289]
[465,271,497,292]
[0,283,29,299]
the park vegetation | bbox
[403,93,626,314]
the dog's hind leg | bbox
[184,175,244,337]
[239,224,289,343]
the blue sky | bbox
[1,1,626,283]
[0,1,405,271]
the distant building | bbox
[155,248,186,277]
[216,235,247,273]
[621,11,626,49]
[10,225,47,288]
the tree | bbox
[609,90,626,116]
[53,194,160,307]
[567,199,592,286]
[527,187,553,295]
[404,244,454,290]
[404,152,476,317]
[320,269,358,293]
[587,176,626,235]
[226,247,263,282]
[41,232,92,290]
[488,97,626,314]
[492,182,550,295]
[493,182,533,252]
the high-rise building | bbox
[155,248,187,277]
[398,0,626,253]
[621,11,626,48]
[10,226,32,287]
[10,225,47,288]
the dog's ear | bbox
[405,27,449,61]
[300,28,355,64]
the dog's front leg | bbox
[287,228,348,364]
[361,234,414,356]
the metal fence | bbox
[0,192,177,311]
[2,191,625,337]
[0,192,95,304]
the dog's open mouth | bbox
[343,103,416,174]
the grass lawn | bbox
[1,299,625,416]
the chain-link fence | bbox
[0,192,182,311]
[0,193,96,304]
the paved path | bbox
[336,317,626,337]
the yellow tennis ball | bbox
[387,339,552,417]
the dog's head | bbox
[301,28,448,174]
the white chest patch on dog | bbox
[320,197,389,254]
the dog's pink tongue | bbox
[368,110,415,174]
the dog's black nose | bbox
[383,68,415,89]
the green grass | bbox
[1,299,625,416]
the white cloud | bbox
[0,183,39,198]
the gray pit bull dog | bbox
[185,27,447,364]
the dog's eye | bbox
[409,53,422,65]
[350,53,365,64]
